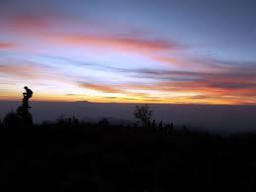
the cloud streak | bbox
[3,14,187,68]
[9,15,51,30]
[79,82,124,93]
[55,34,182,55]
[0,62,72,85]
[0,64,47,79]
[0,42,16,49]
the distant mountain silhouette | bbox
[75,100,91,103]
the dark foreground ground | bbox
[1,120,256,192]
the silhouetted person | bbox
[15,86,34,125]
[23,86,33,108]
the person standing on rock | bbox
[23,86,33,108]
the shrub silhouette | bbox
[17,106,33,125]
[99,118,110,127]
[134,104,152,127]
[57,115,79,126]
[3,111,21,127]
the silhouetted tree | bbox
[99,118,110,127]
[183,125,189,133]
[57,114,67,124]
[72,116,79,124]
[57,115,78,125]
[165,123,174,135]
[159,121,163,131]
[152,119,156,130]
[170,122,174,133]
[133,104,152,127]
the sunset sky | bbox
[0,0,255,104]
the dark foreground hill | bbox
[1,121,256,192]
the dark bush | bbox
[3,111,21,127]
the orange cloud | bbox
[0,43,16,49]
[120,68,256,105]
[154,56,188,67]
[53,34,187,69]
[4,14,186,69]
[0,63,69,84]
[56,34,181,54]
[79,82,124,93]
[0,64,44,79]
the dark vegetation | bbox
[1,110,256,192]
[1,89,256,191]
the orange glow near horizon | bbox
[1,87,255,105]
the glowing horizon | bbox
[0,0,255,105]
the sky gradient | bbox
[0,0,255,104]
